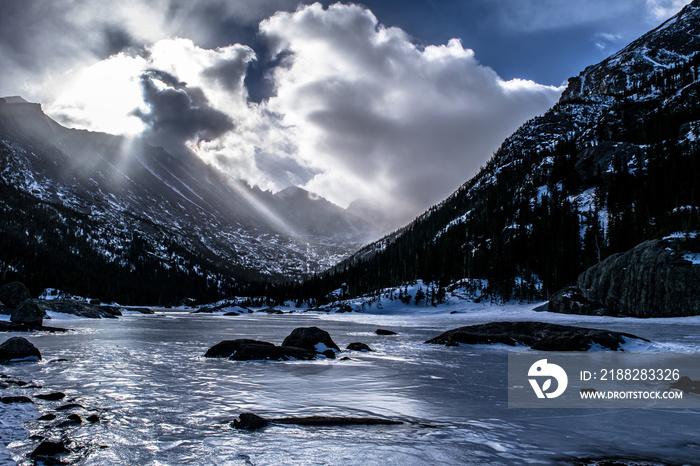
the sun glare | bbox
[46,53,148,136]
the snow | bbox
[682,253,700,265]
[664,231,699,240]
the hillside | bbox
[295,0,700,302]
[0,99,380,304]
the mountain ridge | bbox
[292,0,700,302]
[0,98,384,303]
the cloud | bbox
[132,70,235,157]
[257,3,561,219]
[645,0,693,21]
[493,0,691,33]
[0,0,298,97]
[4,1,567,224]
[593,32,624,53]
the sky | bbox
[0,0,692,223]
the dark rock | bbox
[261,307,284,314]
[375,329,397,336]
[0,282,31,309]
[86,414,100,423]
[548,286,607,316]
[425,321,647,351]
[0,303,14,315]
[232,412,403,430]
[574,142,640,185]
[223,312,239,316]
[577,238,700,317]
[38,413,57,421]
[334,304,353,313]
[204,339,317,361]
[232,412,269,429]
[0,336,41,362]
[340,357,352,361]
[37,301,122,319]
[56,403,84,411]
[0,321,67,332]
[321,349,336,359]
[10,299,43,327]
[204,339,275,358]
[1,396,33,404]
[282,327,340,352]
[669,376,700,394]
[30,440,68,458]
[36,392,66,401]
[346,342,374,352]
[532,302,548,312]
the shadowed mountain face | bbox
[0,98,383,303]
[299,0,700,301]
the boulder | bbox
[35,392,66,401]
[38,301,122,319]
[425,321,647,351]
[548,286,606,316]
[669,376,700,394]
[0,282,31,309]
[375,329,397,336]
[0,336,42,362]
[346,342,374,352]
[11,299,43,327]
[577,238,700,317]
[204,339,317,361]
[30,440,69,458]
[282,327,340,352]
[1,396,33,404]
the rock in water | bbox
[204,339,317,361]
[0,336,42,362]
[425,321,647,351]
[375,329,397,336]
[232,412,403,429]
[30,440,68,458]
[10,299,43,327]
[0,282,31,309]
[577,238,700,317]
[282,327,340,352]
[346,342,374,352]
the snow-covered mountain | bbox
[302,0,700,301]
[0,98,382,303]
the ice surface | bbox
[2,304,700,464]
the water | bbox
[3,308,700,465]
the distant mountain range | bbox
[297,0,700,302]
[0,97,388,303]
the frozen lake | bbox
[3,305,700,465]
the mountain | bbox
[0,98,382,303]
[296,0,700,302]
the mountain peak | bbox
[561,1,700,103]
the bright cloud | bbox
[14,2,565,224]
[258,3,561,218]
